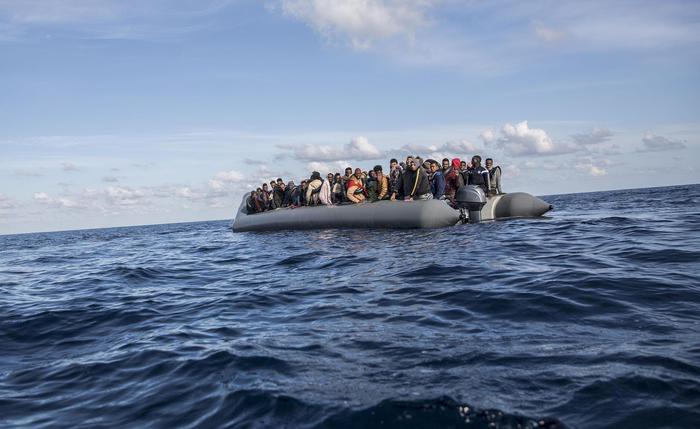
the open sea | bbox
[1,184,699,429]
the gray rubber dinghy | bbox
[232,187,552,232]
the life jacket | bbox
[468,167,487,186]
[403,168,429,197]
[347,176,366,194]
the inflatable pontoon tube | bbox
[232,192,552,232]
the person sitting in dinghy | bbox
[366,170,378,201]
[331,173,344,204]
[306,172,323,206]
[428,159,446,200]
[444,158,464,203]
[260,183,272,209]
[283,181,295,207]
[373,165,390,200]
[318,174,333,205]
[246,190,258,214]
[388,159,402,200]
[272,181,286,208]
[346,168,367,203]
[254,188,267,212]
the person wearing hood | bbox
[366,169,378,201]
[444,158,464,202]
[254,187,267,212]
[283,181,296,207]
[272,181,286,208]
[246,190,258,214]
[422,160,431,172]
[260,183,271,209]
[429,159,446,200]
[392,158,432,201]
[306,171,323,205]
[485,158,502,195]
[346,168,367,203]
[318,173,333,205]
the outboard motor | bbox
[455,185,487,224]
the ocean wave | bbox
[1,185,699,428]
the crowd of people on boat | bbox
[245,155,502,214]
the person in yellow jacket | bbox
[373,165,390,200]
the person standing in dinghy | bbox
[391,159,432,201]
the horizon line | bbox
[1,182,697,237]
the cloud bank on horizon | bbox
[0,0,698,233]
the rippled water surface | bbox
[2,185,699,428]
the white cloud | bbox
[396,139,482,157]
[501,162,521,177]
[206,165,294,199]
[573,156,611,177]
[480,129,495,144]
[207,170,246,192]
[441,140,482,154]
[523,160,563,171]
[502,121,552,154]
[105,186,145,206]
[214,170,246,182]
[61,162,79,172]
[575,162,607,177]
[571,128,613,146]
[208,170,245,192]
[33,192,51,203]
[0,194,16,212]
[175,186,202,200]
[346,136,383,158]
[33,191,82,208]
[496,121,575,156]
[0,0,235,41]
[640,132,686,151]
[277,0,432,50]
[280,136,382,162]
[306,160,352,173]
[272,1,700,73]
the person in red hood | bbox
[444,158,465,203]
[346,168,367,203]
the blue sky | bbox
[1,0,699,234]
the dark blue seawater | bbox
[1,185,699,429]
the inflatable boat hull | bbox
[232,192,552,232]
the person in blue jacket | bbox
[428,159,446,200]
